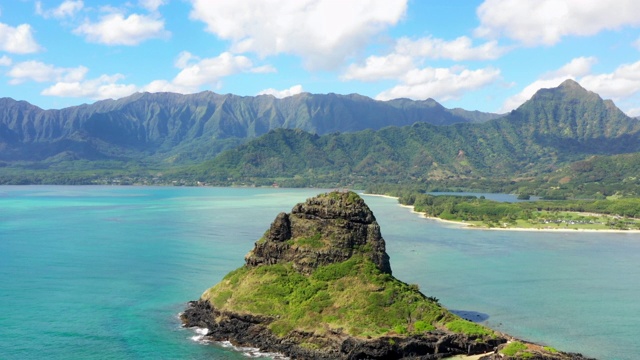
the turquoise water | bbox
[1,186,638,359]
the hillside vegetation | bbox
[178,80,640,198]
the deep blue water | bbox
[1,186,638,359]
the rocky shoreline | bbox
[181,300,595,360]
[181,299,505,359]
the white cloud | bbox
[174,51,198,69]
[375,66,501,101]
[476,0,640,46]
[343,36,507,82]
[0,55,12,66]
[258,85,304,98]
[395,36,506,61]
[7,60,138,101]
[36,0,84,19]
[139,0,166,12]
[249,65,277,74]
[342,54,414,81]
[188,0,407,69]
[0,22,41,54]
[42,74,137,100]
[172,52,254,89]
[580,61,640,99]
[144,52,262,94]
[7,61,88,84]
[625,107,640,117]
[544,56,597,79]
[74,12,169,45]
[500,57,640,112]
[142,80,195,94]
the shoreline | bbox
[362,193,640,234]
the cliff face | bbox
[245,191,391,275]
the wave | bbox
[187,327,289,359]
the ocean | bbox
[1,186,638,360]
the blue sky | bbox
[2,0,640,116]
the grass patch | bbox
[202,254,455,339]
[501,341,528,356]
[445,319,493,336]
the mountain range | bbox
[182,80,640,188]
[2,79,640,196]
[0,91,498,164]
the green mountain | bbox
[184,80,640,187]
[0,92,498,164]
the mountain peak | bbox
[558,78,582,89]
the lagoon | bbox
[1,186,638,359]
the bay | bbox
[0,186,638,360]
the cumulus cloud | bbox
[0,55,12,66]
[258,85,304,98]
[7,61,88,85]
[188,0,407,69]
[174,51,198,69]
[500,57,640,112]
[146,52,264,94]
[172,52,254,89]
[375,66,501,101]
[6,60,138,101]
[475,0,640,46]
[343,36,506,82]
[36,0,84,19]
[42,73,137,100]
[0,22,41,54]
[342,54,414,81]
[74,12,169,45]
[580,61,640,99]
[544,56,597,79]
[395,36,506,61]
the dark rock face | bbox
[245,192,392,275]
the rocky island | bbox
[182,191,594,359]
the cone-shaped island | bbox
[182,191,594,359]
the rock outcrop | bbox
[182,191,597,360]
[244,191,391,275]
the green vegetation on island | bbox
[367,189,640,230]
[203,254,461,338]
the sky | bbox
[2,0,640,116]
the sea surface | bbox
[1,186,638,360]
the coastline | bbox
[362,193,640,234]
